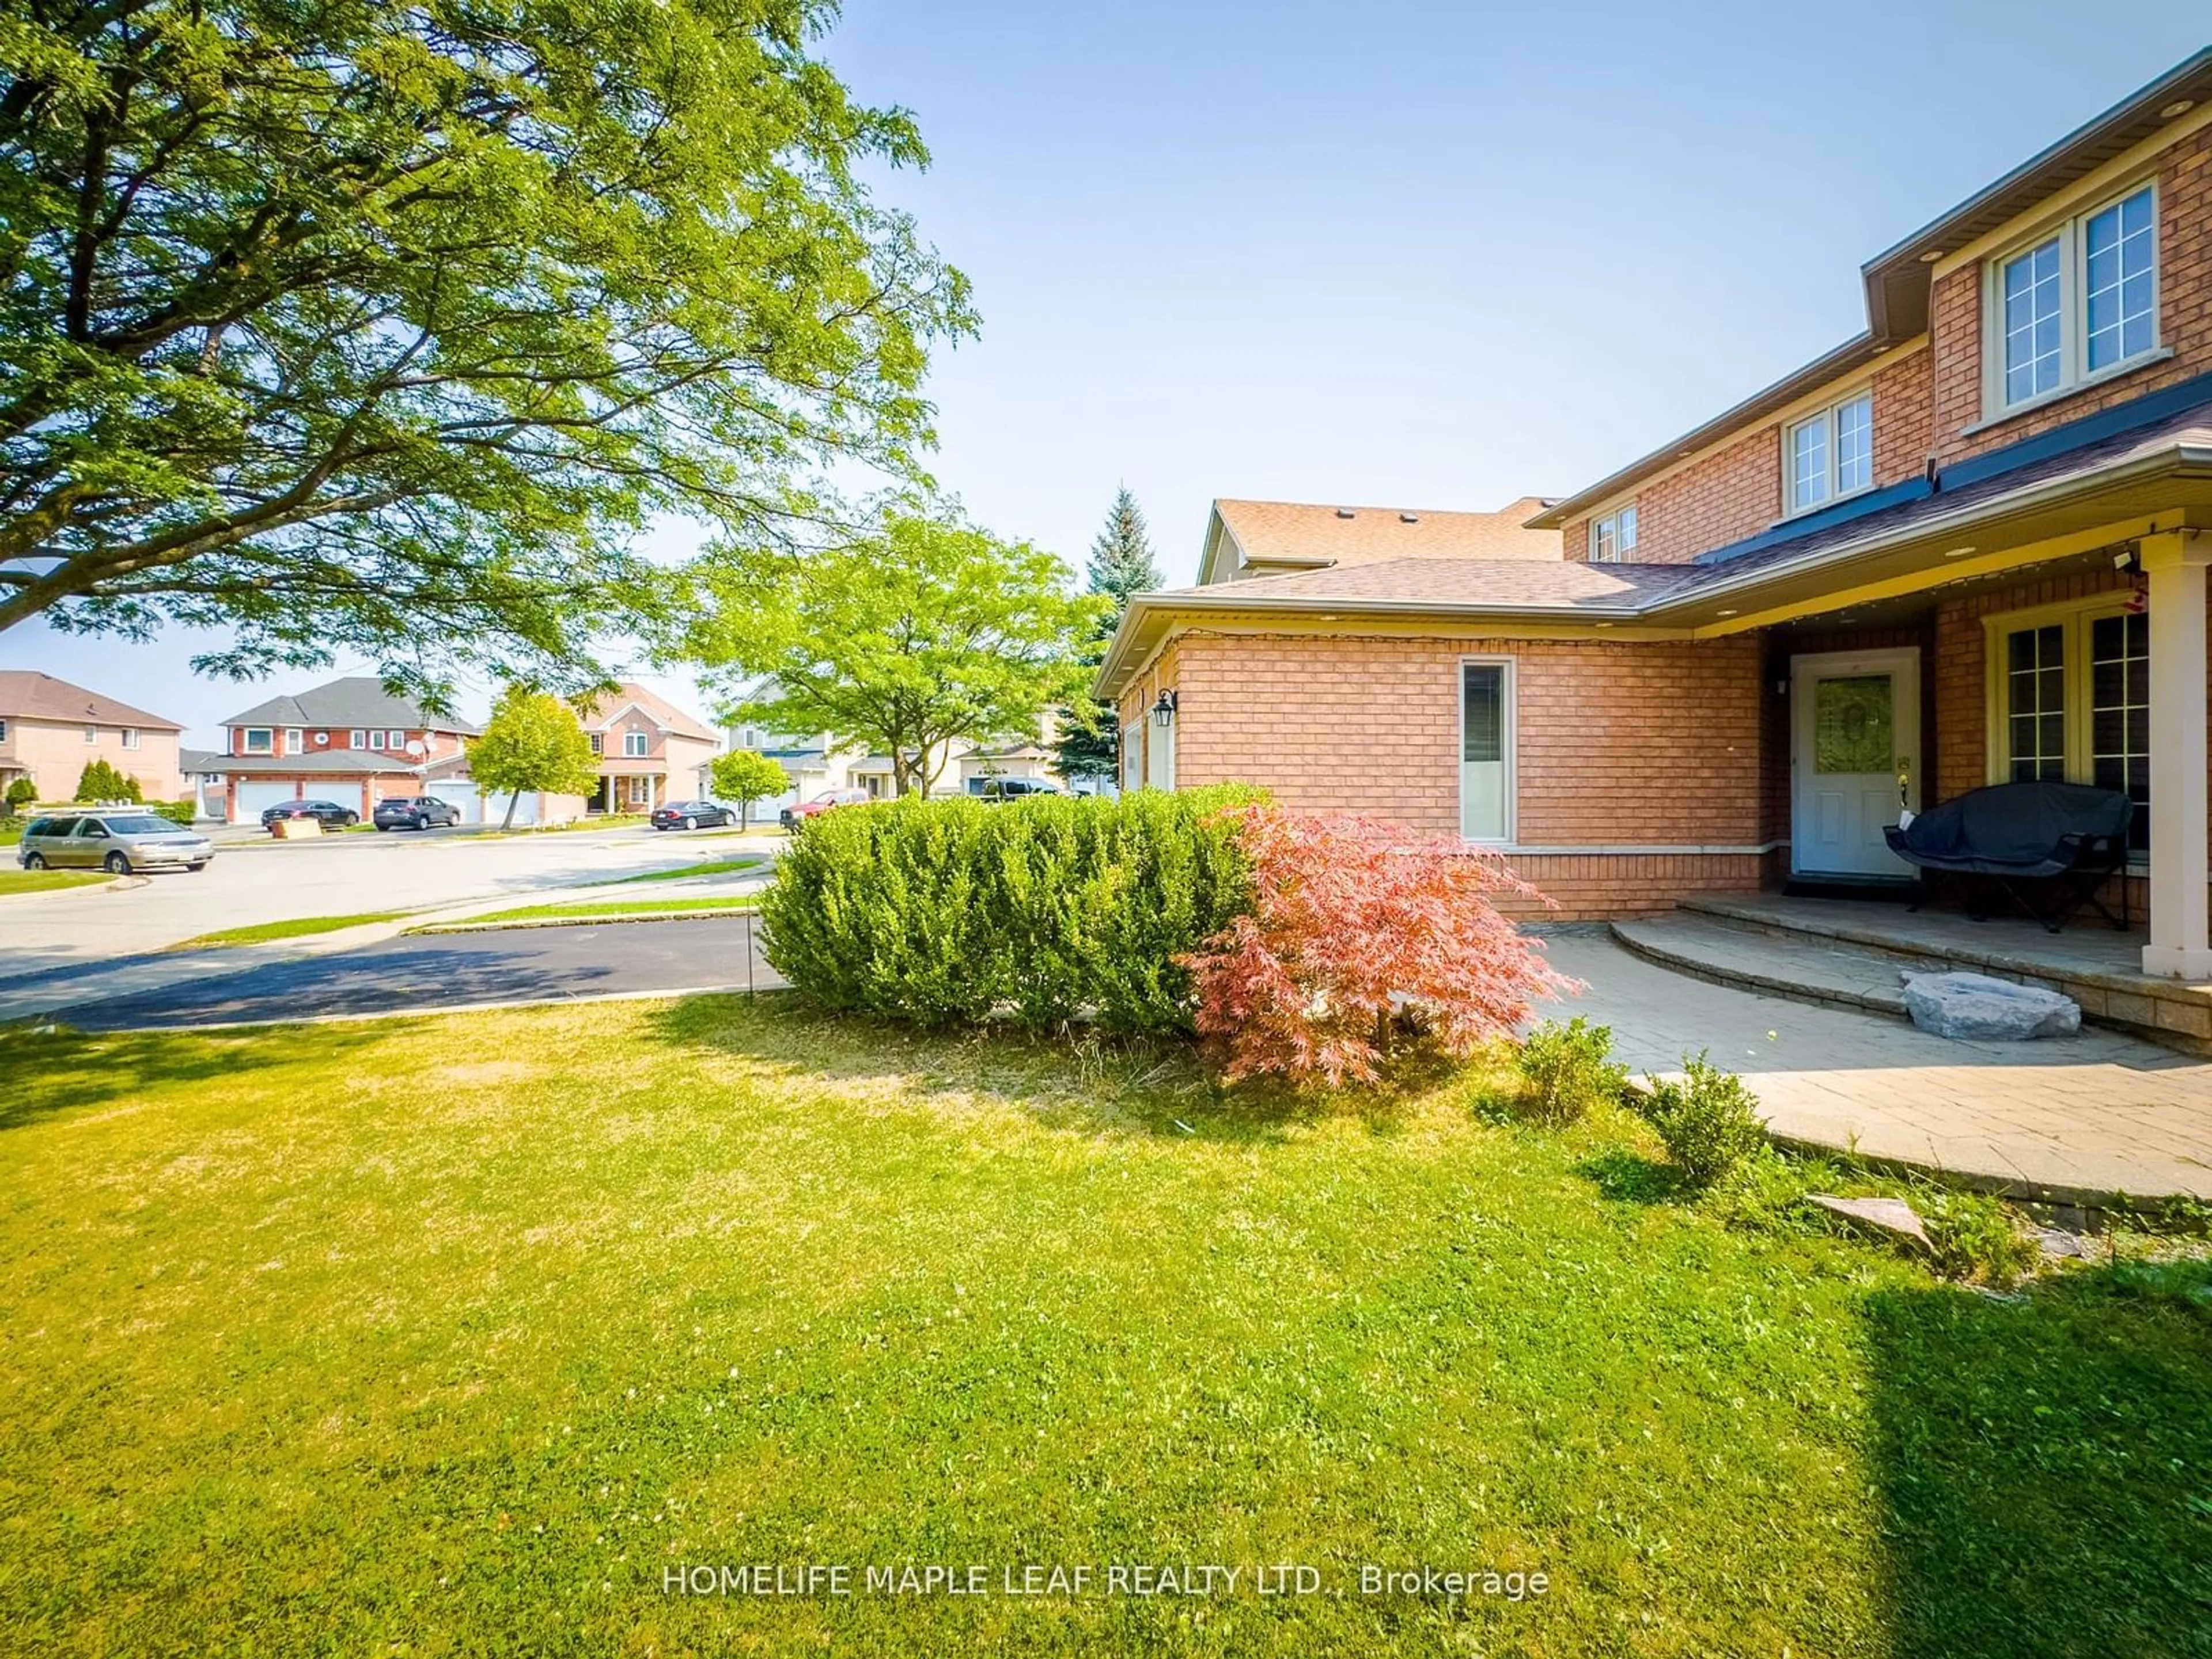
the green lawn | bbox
[167,911,405,949]
[0,1001,2205,1657]
[0,866,110,895]
[615,854,767,884]
[422,895,760,929]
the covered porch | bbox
[1655,427,2212,985]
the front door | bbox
[1791,648,1918,878]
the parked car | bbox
[651,800,737,831]
[373,796,464,831]
[967,777,1062,802]
[780,787,872,830]
[17,812,215,874]
[260,799,359,831]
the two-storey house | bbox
[577,683,720,813]
[0,672,185,805]
[1099,49,2212,990]
[194,677,480,823]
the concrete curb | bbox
[406,906,760,935]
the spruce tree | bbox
[1056,487,1164,783]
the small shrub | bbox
[74,759,140,802]
[1179,808,1569,1088]
[1514,1017,1626,1124]
[2,777,35,816]
[150,799,198,825]
[1639,1053,1767,1187]
[1921,1190,2041,1289]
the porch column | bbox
[2140,529,2211,979]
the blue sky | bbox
[7,3,2207,744]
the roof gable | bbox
[0,671,181,730]
[1203,497,1562,581]
[221,676,478,734]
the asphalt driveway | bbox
[49,915,782,1032]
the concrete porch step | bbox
[1640,896,2212,1053]
[1608,915,1919,1021]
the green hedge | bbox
[760,787,1260,1035]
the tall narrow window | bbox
[2084,187,2156,373]
[2090,611,2150,850]
[1789,418,1829,512]
[624,730,649,757]
[2005,624,2066,781]
[1834,392,1873,495]
[2001,238,2063,404]
[1460,662,1512,842]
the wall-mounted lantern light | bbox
[1151,690,1179,727]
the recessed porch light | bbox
[1943,545,1977,558]
[2161,99,2196,119]
[1715,608,1738,617]
[1918,249,1944,263]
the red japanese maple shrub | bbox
[1179,806,1572,1087]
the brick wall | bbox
[1931,125,2212,465]
[1563,346,1932,567]
[1132,629,1769,918]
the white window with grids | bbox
[1988,183,2158,415]
[1588,504,1637,563]
[1986,597,2151,854]
[624,730,649,757]
[1783,391,1874,515]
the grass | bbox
[613,855,767,885]
[422,895,760,927]
[0,1002,2205,1657]
[0,866,110,895]
[166,910,406,949]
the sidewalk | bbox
[1538,932,2212,1206]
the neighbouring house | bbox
[0,671,185,805]
[723,680,1064,806]
[956,740,1060,791]
[1100,49,2212,987]
[190,677,488,824]
[577,682,721,814]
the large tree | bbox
[1054,484,1161,782]
[0,0,971,696]
[683,503,1108,797]
[468,684,599,830]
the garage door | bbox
[234,780,301,823]
[426,781,483,824]
[502,791,540,827]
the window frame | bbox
[1457,656,1518,845]
[1982,593,2150,861]
[0,718,9,743]
[588,733,604,756]
[121,728,139,750]
[242,727,274,755]
[348,729,367,749]
[285,728,304,755]
[1781,388,1876,517]
[1588,503,1638,563]
[1982,180,2161,421]
[83,724,98,744]
[623,730,649,758]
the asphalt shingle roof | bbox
[0,671,181,730]
[220,676,479,734]
[1214,497,1560,568]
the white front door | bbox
[1791,648,1918,878]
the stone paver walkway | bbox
[1537,933,2212,1205]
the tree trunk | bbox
[502,789,522,831]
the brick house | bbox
[1101,50,2212,983]
[0,672,185,805]
[193,677,480,823]
[577,682,720,813]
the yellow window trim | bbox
[1979,590,2146,789]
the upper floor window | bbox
[0,718,9,743]
[623,730,649,757]
[83,725,98,744]
[121,728,139,751]
[1589,504,1637,562]
[242,728,273,753]
[368,730,386,751]
[285,728,304,754]
[348,729,366,749]
[1991,183,2157,413]
[1784,391,1874,515]
[589,733,604,755]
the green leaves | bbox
[685,502,1110,794]
[0,1,973,685]
[468,684,599,827]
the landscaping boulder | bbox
[1899,971,2079,1041]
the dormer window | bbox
[1784,391,1874,516]
[1589,504,1637,562]
[1988,183,2158,415]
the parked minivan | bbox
[17,811,215,874]
[966,777,1060,801]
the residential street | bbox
[48,914,778,1032]
[0,825,772,979]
